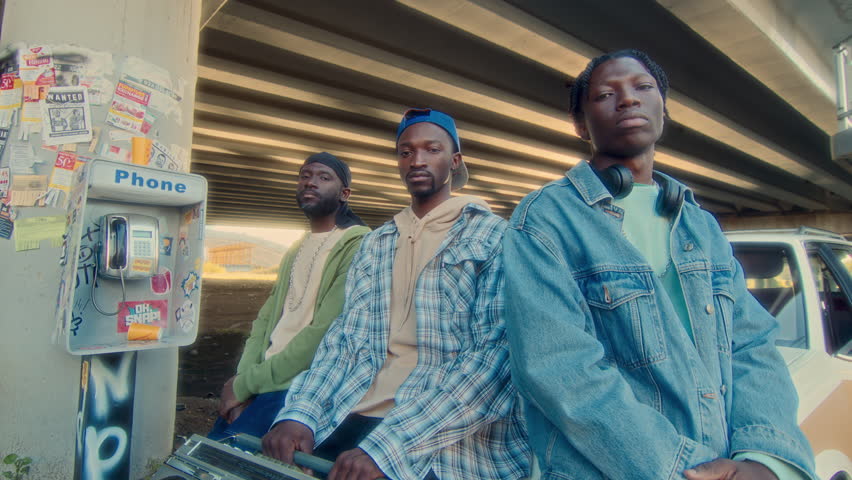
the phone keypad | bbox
[133,240,153,258]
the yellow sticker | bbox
[81,360,89,392]
[131,258,153,272]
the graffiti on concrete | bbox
[74,352,136,480]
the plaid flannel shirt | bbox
[275,203,530,480]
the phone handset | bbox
[109,216,127,271]
[92,213,159,316]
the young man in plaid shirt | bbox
[263,109,530,480]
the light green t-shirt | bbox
[613,183,693,342]
[613,183,806,480]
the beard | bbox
[406,172,442,198]
[298,192,340,219]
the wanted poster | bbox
[40,86,93,145]
[150,140,179,170]
[106,77,150,133]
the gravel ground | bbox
[172,278,273,446]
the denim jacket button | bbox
[720,384,727,395]
[684,242,694,251]
[705,304,714,314]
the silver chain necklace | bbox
[286,226,337,312]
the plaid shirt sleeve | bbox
[273,236,375,434]
[359,224,518,480]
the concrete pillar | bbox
[0,1,201,478]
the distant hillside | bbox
[204,229,297,269]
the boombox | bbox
[151,434,332,480]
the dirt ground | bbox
[173,277,274,445]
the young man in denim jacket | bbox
[503,50,815,480]
[263,109,530,480]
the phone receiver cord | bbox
[90,255,128,316]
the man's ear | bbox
[451,152,462,170]
[574,120,590,141]
[339,187,351,203]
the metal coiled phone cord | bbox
[90,248,128,316]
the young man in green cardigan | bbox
[209,152,370,440]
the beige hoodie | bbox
[353,196,489,416]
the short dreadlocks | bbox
[568,49,670,123]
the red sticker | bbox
[151,269,171,295]
[116,300,168,333]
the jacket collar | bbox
[566,160,698,208]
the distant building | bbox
[207,242,256,271]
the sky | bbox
[206,225,305,249]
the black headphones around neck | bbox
[592,164,685,217]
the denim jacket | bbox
[503,161,815,480]
[277,203,530,480]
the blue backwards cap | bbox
[395,108,468,190]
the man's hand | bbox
[328,448,385,480]
[225,398,252,423]
[684,459,778,480]
[262,420,315,467]
[217,376,244,419]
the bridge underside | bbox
[195,0,852,229]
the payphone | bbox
[55,159,207,354]
[98,213,159,279]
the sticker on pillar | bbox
[0,125,10,161]
[175,299,196,333]
[108,129,134,143]
[9,143,37,173]
[106,78,150,134]
[43,151,86,209]
[181,271,199,298]
[170,144,189,173]
[116,300,168,333]
[0,61,22,127]
[97,143,131,163]
[40,86,93,145]
[52,45,114,106]
[87,127,101,153]
[14,215,65,251]
[121,57,185,124]
[150,140,178,171]
[0,167,9,199]
[18,46,55,140]
[8,174,47,206]
[160,236,172,256]
[151,268,171,295]
[0,203,14,240]
[141,110,156,135]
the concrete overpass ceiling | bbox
[194,0,851,228]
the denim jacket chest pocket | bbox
[577,270,667,369]
[711,267,736,355]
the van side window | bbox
[733,245,807,349]
[808,249,852,355]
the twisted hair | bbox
[568,49,669,123]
